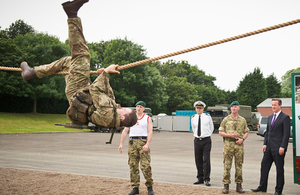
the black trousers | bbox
[194,137,211,181]
[258,146,286,193]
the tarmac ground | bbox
[0,131,297,194]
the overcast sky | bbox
[1,0,300,91]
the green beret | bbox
[230,101,240,107]
[135,101,146,107]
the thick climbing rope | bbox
[1,19,300,74]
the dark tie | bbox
[197,115,201,137]
[271,114,276,127]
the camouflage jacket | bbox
[219,114,248,138]
[89,71,121,129]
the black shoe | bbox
[251,187,266,193]
[129,188,139,195]
[62,0,89,18]
[147,186,154,195]
[205,180,211,186]
[193,180,204,184]
[274,192,281,195]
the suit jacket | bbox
[264,111,290,152]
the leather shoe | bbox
[20,62,36,81]
[193,180,204,184]
[129,187,139,195]
[251,187,266,193]
[205,180,211,186]
[274,192,281,195]
[62,0,89,18]
[147,186,154,195]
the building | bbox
[256,98,292,117]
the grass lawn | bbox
[0,112,89,133]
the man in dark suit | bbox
[251,98,290,195]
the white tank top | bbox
[129,114,149,137]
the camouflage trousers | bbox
[128,139,153,188]
[222,141,244,184]
[34,17,90,103]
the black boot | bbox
[129,187,139,195]
[20,62,36,81]
[236,183,245,194]
[222,184,229,194]
[62,0,89,18]
[148,186,154,195]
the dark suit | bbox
[258,111,290,193]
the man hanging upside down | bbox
[20,0,137,129]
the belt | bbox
[130,136,147,140]
[195,136,210,140]
[225,137,238,142]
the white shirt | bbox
[191,113,214,138]
[129,114,149,137]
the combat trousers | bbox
[128,139,153,188]
[222,141,244,184]
[34,17,90,103]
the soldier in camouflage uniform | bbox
[218,101,249,194]
[118,101,154,195]
[20,0,137,129]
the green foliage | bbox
[223,90,237,104]
[265,73,281,98]
[156,60,216,86]
[236,67,267,111]
[0,35,35,97]
[13,32,70,112]
[281,67,300,96]
[14,33,70,65]
[165,76,198,113]
[87,41,105,70]
[5,19,35,39]
[93,38,168,113]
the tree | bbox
[87,41,105,70]
[155,60,216,86]
[13,32,70,113]
[97,38,167,114]
[265,73,281,98]
[194,85,226,107]
[165,76,198,114]
[236,67,267,111]
[223,90,237,105]
[281,67,300,97]
[6,20,35,39]
[0,35,34,97]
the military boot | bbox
[62,0,89,18]
[148,186,154,195]
[129,187,139,195]
[222,184,229,194]
[236,183,245,194]
[20,62,36,81]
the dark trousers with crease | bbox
[258,146,286,193]
[194,137,211,181]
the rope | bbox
[1,19,299,74]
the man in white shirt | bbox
[118,101,154,195]
[191,101,214,186]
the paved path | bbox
[0,131,297,194]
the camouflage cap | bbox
[230,101,240,107]
[194,101,206,108]
[135,101,146,107]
